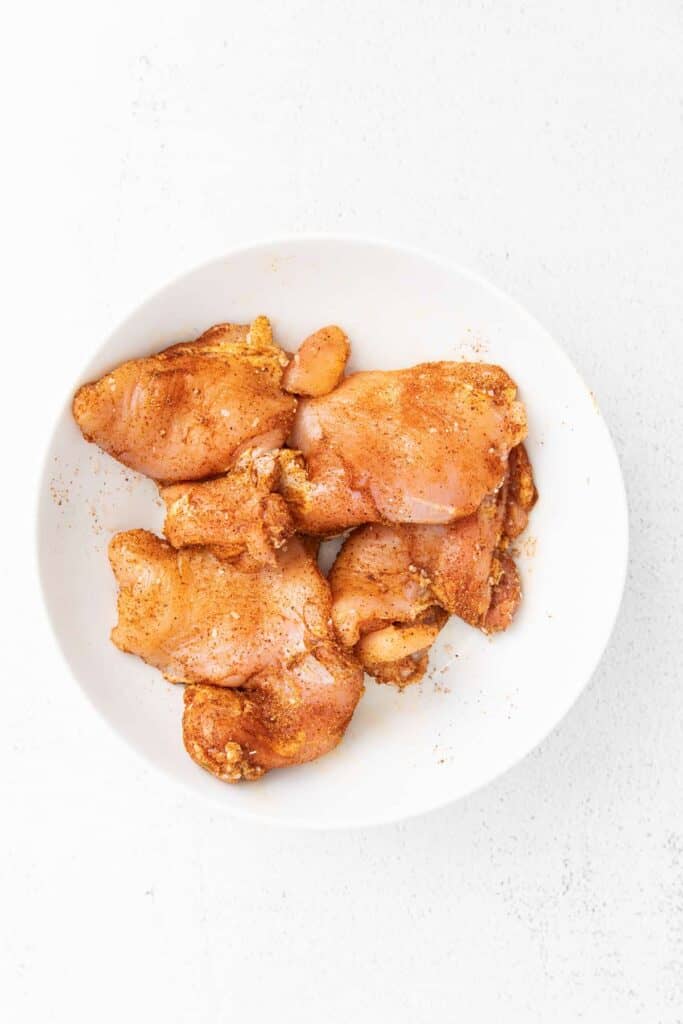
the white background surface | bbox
[2,2,682,1021]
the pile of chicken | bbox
[73,316,536,782]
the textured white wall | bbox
[3,1,682,1020]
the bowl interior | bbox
[38,238,628,827]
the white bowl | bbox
[37,237,628,828]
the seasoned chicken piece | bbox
[331,491,513,643]
[329,450,535,686]
[160,448,294,564]
[481,552,521,633]
[329,512,520,687]
[355,607,449,687]
[502,442,538,542]
[283,325,350,396]
[110,531,343,685]
[73,316,297,482]
[183,645,362,781]
[287,361,528,534]
[108,531,363,779]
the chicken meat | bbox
[501,441,538,543]
[160,448,294,564]
[73,316,297,482]
[353,607,449,687]
[283,325,350,397]
[108,531,363,779]
[329,445,537,685]
[287,361,528,534]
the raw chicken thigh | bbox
[73,317,296,482]
[108,531,363,779]
[283,325,350,397]
[160,448,294,564]
[329,446,537,686]
[287,361,527,534]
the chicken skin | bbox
[160,448,294,564]
[73,316,296,482]
[329,446,537,686]
[287,361,528,534]
[108,531,363,779]
[283,325,350,397]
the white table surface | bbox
[3,2,682,1020]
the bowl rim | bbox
[35,232,630,829]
